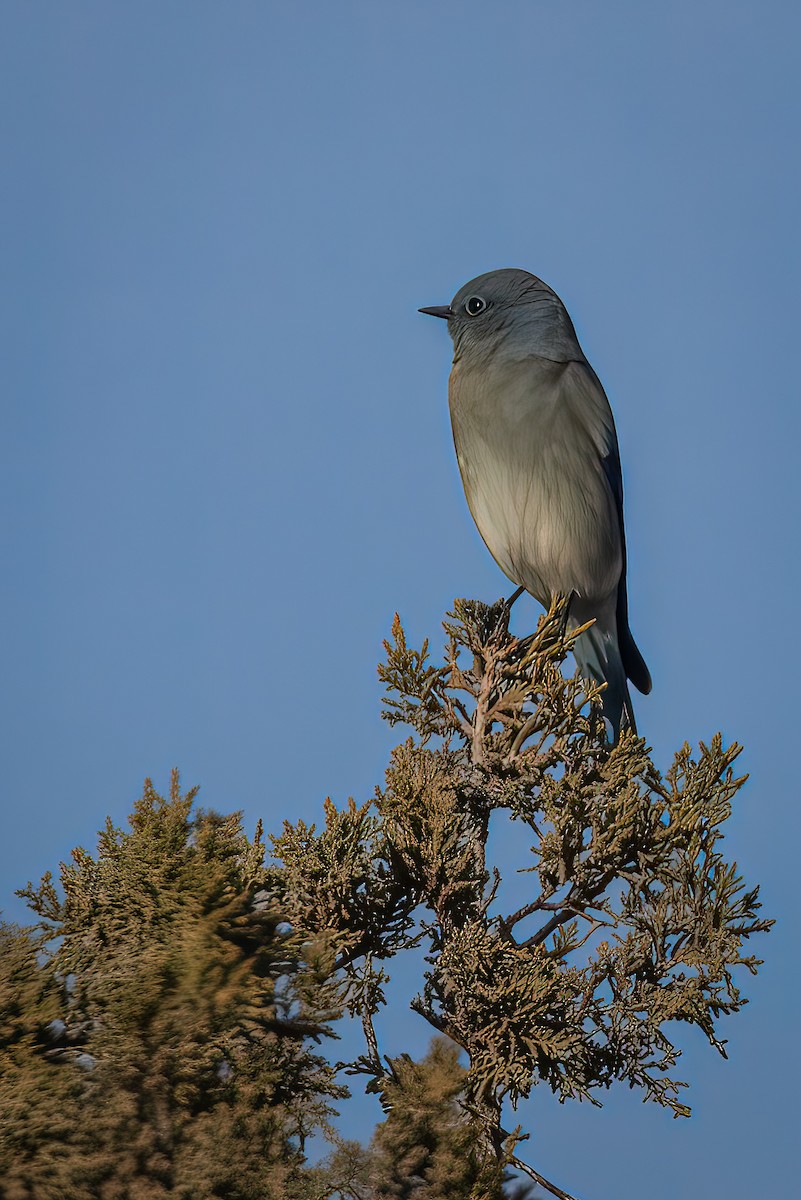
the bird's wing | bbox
[568,361,652,696]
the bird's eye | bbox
[464,295,487,317]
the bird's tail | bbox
[571,618,635,743]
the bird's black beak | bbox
[418,305,453,320]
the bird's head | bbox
[420,268,583,365]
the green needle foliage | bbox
[0,922,85,1198]
[4,775,346,1200]
[270,596,772,1197]
[1,597,772,1200]
[317,1039,509,1200]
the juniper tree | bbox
[5,774,346,1200]
[0,922,88,1200]
[2,598,772,1200]
[269,596,772,1200]
[3,782,504,1200]
[311,1039,512,1200]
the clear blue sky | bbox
[1,3,798,1196]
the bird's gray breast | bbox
[448,354,622,606]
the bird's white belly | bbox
[453,375,622,606]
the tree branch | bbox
[509,1154,583,1200]
[524,870,618,947]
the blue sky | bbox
[1,3,799,1196]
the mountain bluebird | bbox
[420,268,651,741]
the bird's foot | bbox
[504,585,526,610]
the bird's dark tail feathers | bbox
[572,620,636,744]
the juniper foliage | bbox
[5,774,346,1200]
[1,597,772,1200]
[270,596,772,1196]
[311,1039,511,1200]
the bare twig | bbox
[361,1003,381,1074]
[471,647,496,766]
[507,711,543,761]
[510,1154,582,1200]
[498,891,553,935]
[525,871,618,947]
[480,867,502,916]
[446,694,474,739]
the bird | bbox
[419,268,651,741]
